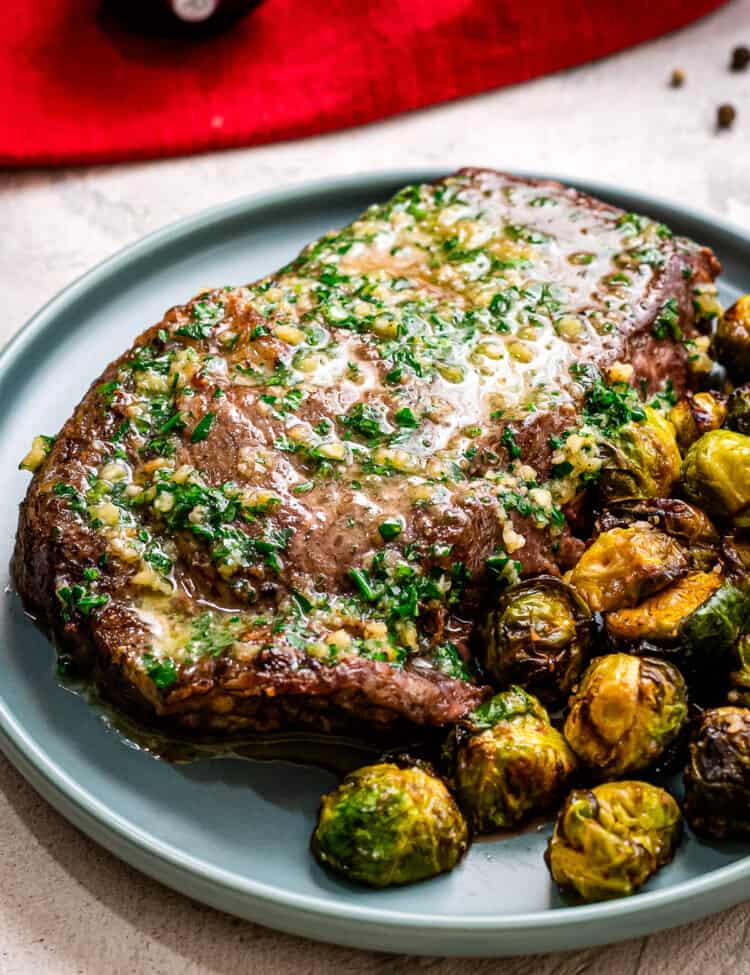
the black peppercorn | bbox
[730,45,750,72]
[717,104,737,130]
[670,68,686,88]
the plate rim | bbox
[3,168,750,952]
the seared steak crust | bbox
[14,170,720,738]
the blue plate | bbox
[2,171,750,957]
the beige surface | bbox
[3,2,750,970]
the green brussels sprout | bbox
[598,407,681,501]
[311,763,468,887]
[669,392,727,451]
[569,524,688,613]
[725,383,750,436]
[545,781,682,901]
[594,498,719,572]
[564,654,687,776]
[453,687,576,832]
[479,576,595,703]
[682,429,750,522]
[714,294,750,381]
[684,706,750,839]
[605,572,750,673]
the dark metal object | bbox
[100,0,262,37]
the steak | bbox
[13,169,720,739]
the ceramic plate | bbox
[2,171,750,956]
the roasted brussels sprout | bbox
[669,392,727,451]
[607,572,750,667]
[311,763,468,887]
[594,498,719,571]
[682,429,750,522]
[683,706,750,838]
[598,407,681,501]
[454,687,576,832]
[725,383,750,436]
[545,781,682,901]
[714,294,750,381]
[479,576,595,703]
[569,524,688,613]
[564,654,687,776]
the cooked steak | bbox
[14,169,720,738]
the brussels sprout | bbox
[564,654,687,776]
[669,392,727,451]
[682,430,750,522]
[725,383,750,436]
[598,407,681,501]
[683,706,750,838]
[714,295,750,381]
[311,763,468,887]
[454,687,576,832]
[545,781,682,901]
[605,571,731,657]
[594,498,719,571]
[569,524,688,613]
[479,576,595,703]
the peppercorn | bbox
[730,45,750,72]
[717,104,737,130]
[670,68,686,88]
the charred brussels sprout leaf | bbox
[714,295,750,382]
[684,706,750,839]
[682,430,750,522]
[725,383,750,436]
[598,407,681,501]
[545,781,682,901]
[569,524,688,613]
[479,576,594,703]
[311,763,468,887]
[454,687,576,832]
[594,498,719,571]
[669,392,727,451]
[564,654,687,776]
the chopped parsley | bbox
[56,582,109,622]
[378,519,403,541]
[501,426,521,459]
[191,411,216,443]
[394,407,419,428]
[186,612,239,657]
[53,482,86,515]
[572,364,646,435]
[340,403,388,443]
[432,641,470,681]
[142,654,178,689]
[175,300,224,341]
[651,298,682,341]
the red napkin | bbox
[2,0,727,167]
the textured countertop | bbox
[2,2,750,971]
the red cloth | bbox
[2,0,728,167]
